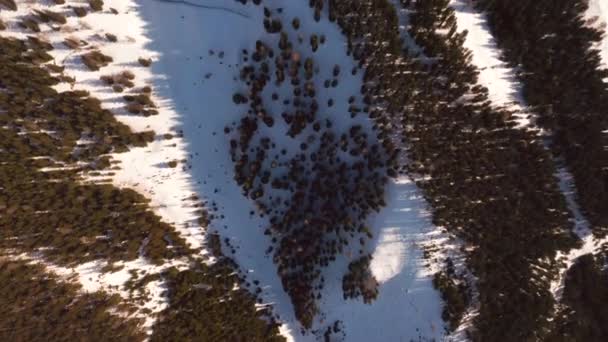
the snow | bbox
[588,0,608,70]
[450,0,531,127]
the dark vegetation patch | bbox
[231,1,396,328]
[73,6,88,17]
[475,0,608,238]
[0,0,16,11]
[150,259,285,342]
[328,0,579,339]
[124,93,158,116]
[19,17,41,33]
[105,33,118,42]
[82,50,114,71]
[64,37,85,49]
[549,251,608,341]
[432,258,470,331]
[0,259,146,342]
[89,0,104,12]
[342,255,379,303]
[101,70,136,89]
[138,57,152,67]
[33,9,67,25]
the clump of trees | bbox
[229,5,396,328]
[549,250,608,341]
[138,57,152,67]
[82,50,113,71]
[33,9,67,25]
[432,258,470,331]
[342,255,379,303]
[89,0,104,12]
[123,93,158,116]
[73,7,88,17]
[150,260,285,342]
[101,70,136,91]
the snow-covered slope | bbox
[135,0,447,340]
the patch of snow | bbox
[450,0,531,127]
[588,0,608,70]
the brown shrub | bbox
[81,50,113,71]
[138,57,152,67]
[73,7,87,17]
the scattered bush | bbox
[33,9,67,25]
[81,50,113,71]
[105,33,117,42]
[89,0,104,12]
[73,7,88,17]
[138,57,152,67]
